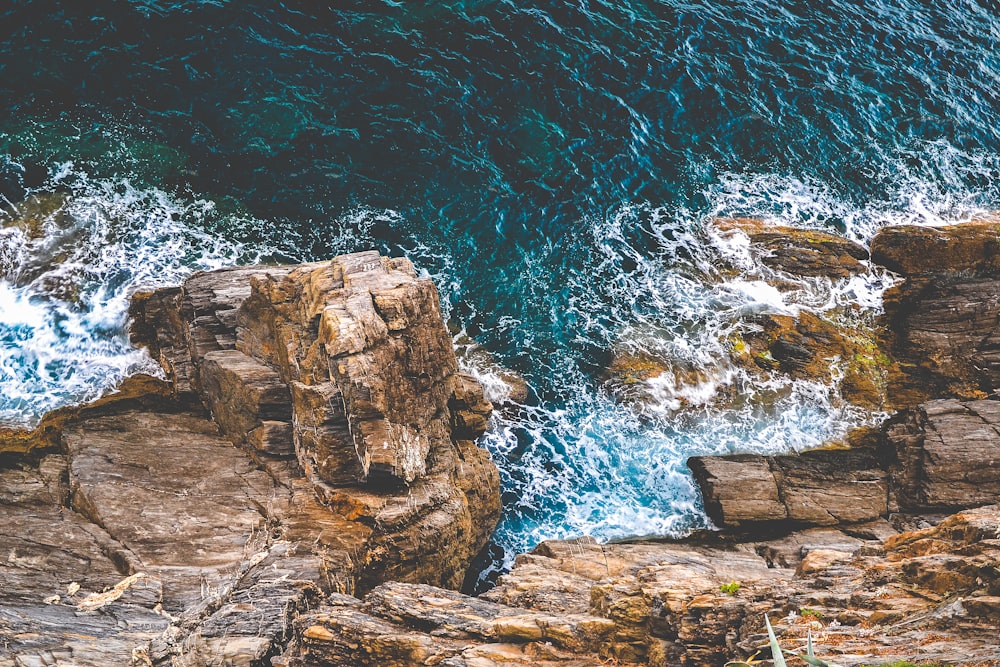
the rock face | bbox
[6,224,1000,667]
[1,252,501,666]
[871,220,1000,405]
[689,449,889,528]
[883,398,1000,511]
[690,397,1000,531]
[476,506,1000,666]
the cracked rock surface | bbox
[1,252,500,666]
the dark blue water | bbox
[4,0,1000,579]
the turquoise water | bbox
[3,1,1000,581]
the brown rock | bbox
[882,399,1000,511]
[870,220,1000,278]
[689,449,888,529]
[477,505,1000,666]
[200,348,294,454]
[688,455,787,525]
[235,252,465,486]
[713,217,869,278]
[2,251,501,665]
[63,409,277,611]
[870,221,1000,404]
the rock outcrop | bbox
[871,219,1000,405]
[6,222,1000,667]
[0,251,501,666]
[713,217,870,279]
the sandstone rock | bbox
[453,333,531,408]
[128,253,500,592]
[732,309,890,410]
[285,582,618,667]
[713,217,869,279]
[689,449,888,529]
[200,348,294,455]
[687,455,787,525]
[129,265,297,395]
[871,221,1000,404]
[63,409,277,612]
[882,398,1000,511]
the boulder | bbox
[689,449,888,529]
[234,252,472,486]
[870,219,1000,278]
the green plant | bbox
[796,629,843,667]
[799,607,823,619]
[765,615,788,667]
[720,580,741,595]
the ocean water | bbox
[3,1,1000,582]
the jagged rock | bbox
[2,252,501,666]
[477,505,1000,666]
[883,398,1000,511]
[689,449,889,529]
[713,217,870,279]
[731,309,889,410]
[284,583,616,667]
[131,252,500,591]
[871,221,1000,404]
[236,252,470,486]
[129,265,297,395]
[200,349,294,455]
[0,455,169,665]
[453,333,531,408]
[63,408,278,612]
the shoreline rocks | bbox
[4,221,1000,666]
[1,251,501,665]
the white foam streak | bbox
[0,171,251,425]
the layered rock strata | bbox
[871,219,1000,405]
[5,222,1000,666]
[0,252,500,666]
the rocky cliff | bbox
[3,226,1000,666]
[0,251,500,666]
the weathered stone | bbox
[688,455,787,525]
[235,252,470,486]
[870,220,1000,278]
[713,217,869,279]
[883,399,1000,511]
[870,222,1000,404]
[63,409,276,612]
[200,348,293,452]
[129,265,297,394]
[480,505,1000,666]
[450,372,494,441]
[689,449,888,529]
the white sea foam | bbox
[0,167,258,425]
[474,155,1000,566]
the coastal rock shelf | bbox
[0,252,501,666]
[3,225,1000,666]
